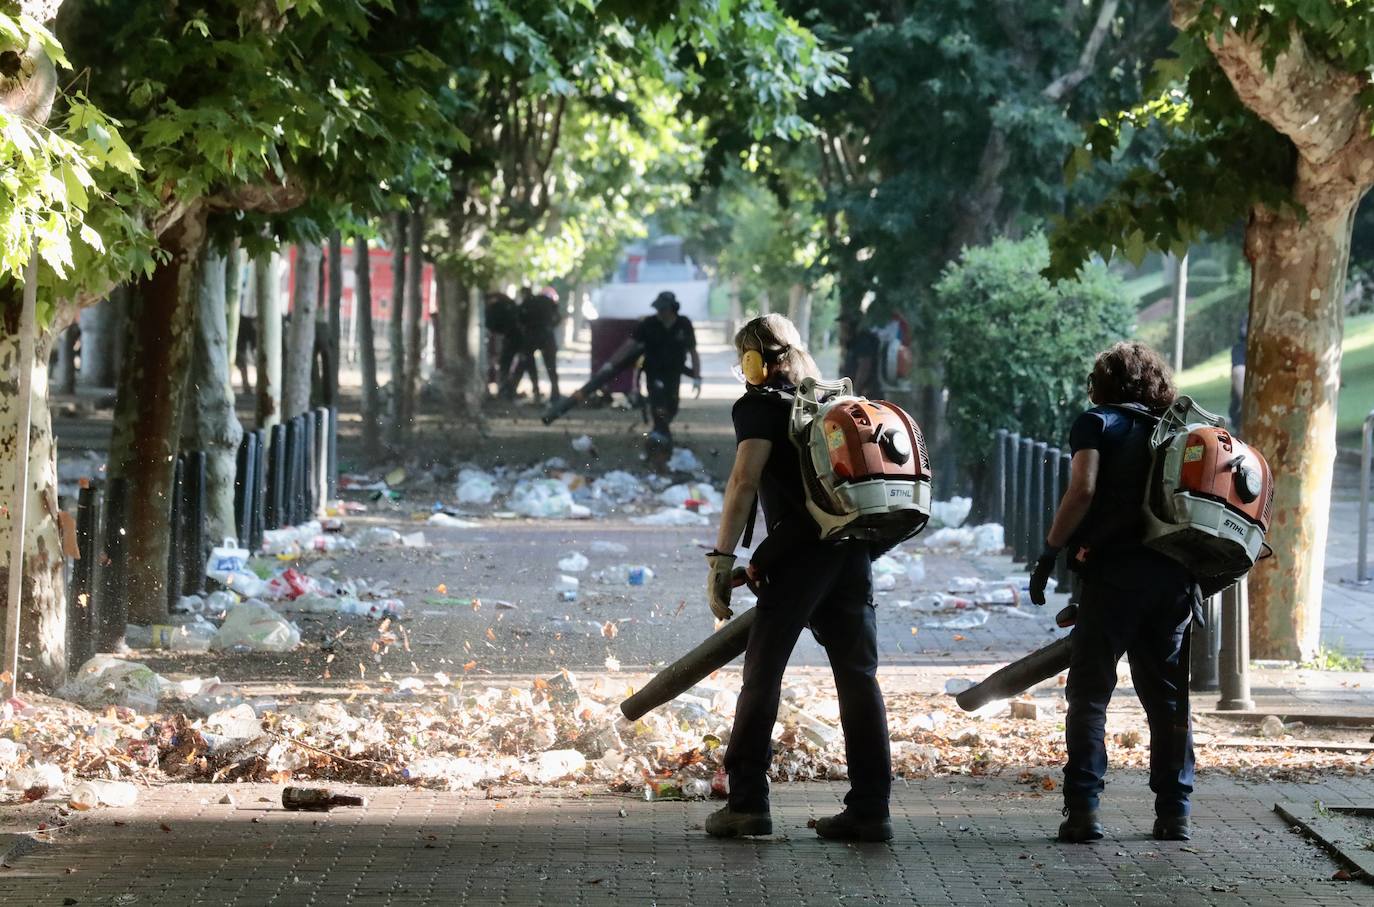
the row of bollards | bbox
[64,407,338,665]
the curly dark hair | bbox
[1089,341,1176,411]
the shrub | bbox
[934,235,1135,469]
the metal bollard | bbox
[1006,432,1021,551]
[1042,445,1059,559]
[302,413,317,520]
[296,415,310,524]
[265,423,287,530]
[1016,437,1034,562]
[283,418,301,526]
[95,477,129,652]
[1216,580,1255,710]
[991,429,1009,525]
[1358,409,1374,583]
[1189,594,1221,691]
[251,428,267,551]
[327,406,339,500]
[166,455,185,612]
[1056,453,1072,590]
[67,480,99,670]
[182,450,208,595]
[234,432,258,549]
[313,407,330,517]
[1026,442,1043,564]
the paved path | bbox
[2,773,1370,905]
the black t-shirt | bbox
[633,315,696,379]
[732,384,816,542]
[486,297,520,336]
[1070,404,1189,586]
[519,294,561,338]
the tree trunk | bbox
[0,318,66,687]
[436,267,484,419]
[108,211,208,624]
[223,239,243,397]
[387,212,407,446]
[283,243,321,420]
[401,207,424,438]
[254,253,282,429]
[1242,197,1359,661]
[180,247,243,546]
[354,234,382,462]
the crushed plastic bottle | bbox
[1258,715,1285,738]
[555,575,580,602]
[557,552,590,573]
[68,779,138,810]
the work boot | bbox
[705,805,772,838]
[814,810,894,842]
[1153,815,1192,841]
[1058,806,1104,843]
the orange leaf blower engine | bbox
[789,377,932,547]
[1143,397,1274,593]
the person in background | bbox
[704,313,892,842]
[1229,316,1247,433]
[517,286,563,403]
[1029,341,1198,845]
[236,271,258,396]
[837,311,879,398]
[485,292,521,399]
[632,291,701,447]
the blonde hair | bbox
[734,314,820,386]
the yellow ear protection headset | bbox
[739,325,788,386]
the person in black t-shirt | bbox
[485,292,522,398]
[703,313,893,843]
[1029,341,1198,845]
[515,287,563,403]
[631,292,701,444]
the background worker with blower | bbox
[634,291,701,447]
[1028,341,1198,844]
[702,313,893,842]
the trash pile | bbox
[862,547,1044,631]
[8,666,1370,809]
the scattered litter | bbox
[57,655,164,713]
[353,527,404,547]
[923,610,990,630]
[921,524,1005,554]
[67,779,138,810]
[557,552,590,573]
[428,513,479,528]
[509,479,590,519]
[944,678,976,695]
[455,468,502,506]
[402,531,428,548]
[528,749,587,783]
[630,508,709,527]
[667,448,702,472]
[282,787,367,811]
[929,497,972,529]
[571,435,596,455]
[659,483,723,514]
[590,471,645,506]
[211,600,302,653]
[874,574,897,592]
[1259,715,1285,738]
[555,575,580,602]
[589,540,630,555]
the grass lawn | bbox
[1175,312,1374,446]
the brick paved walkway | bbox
[3,773,1369,905]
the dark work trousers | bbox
[645,373,681,440]
[726,539,891,818]
[496,333,523,398]
[1064,571,1197,817]
[527,332,560,401]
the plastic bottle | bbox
[68,780,138,810]
[170,619,216,652]
[627,566,654,586]
[281,787,367,811]
[555,575,580,601]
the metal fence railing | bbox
[992,429,1071,590]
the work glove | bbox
[706,550,737,620]
[692,376,703,399]
[1029,545,1061,606]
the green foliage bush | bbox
[935,235,1135,467]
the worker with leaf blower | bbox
[1029,341,1199,845]
[702,314,895,842]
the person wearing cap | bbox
[632,291,701,445]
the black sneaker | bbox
[705,805,773,838]
[1153,815,1191,841]
[814,810,894,842]
[1058,807,1104,843]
